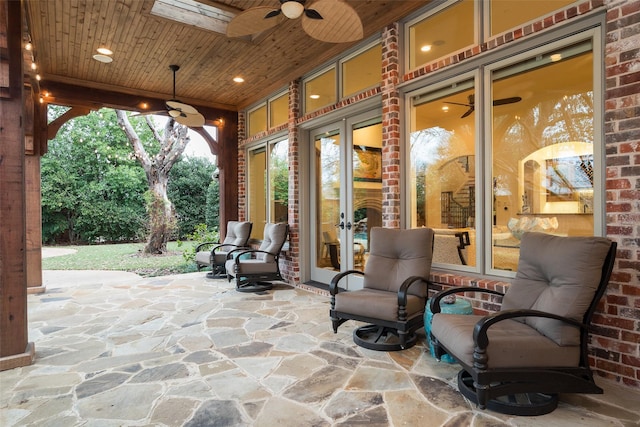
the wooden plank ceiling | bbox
[25,0,428,113]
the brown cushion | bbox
[431,314,580,368]
[335,289,425,322]
[363,227,434,298]
[501,232,612,345]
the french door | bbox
[309,111,383,289]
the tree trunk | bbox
[115,110,189,255]
[144,173,175,254]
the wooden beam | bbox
[0,0,35,369]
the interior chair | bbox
[323,230,365,270]
[433,230,470,265]
[430,232,616,416]
[330,227,435,351]
[225,222,289,293]
[195,221,252,278]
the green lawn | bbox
[42,241,200,277]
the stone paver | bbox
[1,272,639,426]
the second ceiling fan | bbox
[165,65,205,127]
[445,94,522,118]
[227,0,363,43]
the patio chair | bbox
[225,222,289,292]
[329,227,435,351]
[430,232,616,415]
[195,221,252,278]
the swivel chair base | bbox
[353,324,417,351]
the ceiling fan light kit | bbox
[227,0,363,43]
[281,1,305,19]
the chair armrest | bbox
[196,241,219,252]
[430,287,504,314]
[473,308,586,350]
[329,270,363,295]
[212,243,246,254]
[397,276,431,306]
[228,249,278,264]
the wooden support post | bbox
[0,0,35,370]
[215,117,239,238]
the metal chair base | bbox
[457,370,558,416]
[353,324,417,351]
[236,281,273,293]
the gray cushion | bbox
[195,251,211,266]
[222,221,252,247]
[255,223,288,262]
[363,227,434,298]
[501,232,612,345]
[335,289,426,322]
[431,314,580,368]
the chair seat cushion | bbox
[225,259,278,276]
[334,289,425,322]
[195,251,211,266]
[431,314,580,368]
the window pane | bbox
[491,44,594,272]
[304,68,336,113]
[408,1,475,70]
[409,79,476,267]
[269,93,288,128]
[248,105,267,137]
[248,148,267,239]
[342,44,382,98]
[490,0,574,36]
[270,139,289,223]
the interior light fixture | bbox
[233,76,244,83]
[281,1,304,19]
[442,106,449,112]
[35,74,41,81]
[25,42,32,51]
[309,94,320,99]
[421,45,432,52]
[550,53,562,62]
[97,47,113,55]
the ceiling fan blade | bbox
[301,0,363,43]
[227,6,282,37]
[444,101,473,107]
[166,100,198,115]
[461,107,474,118]
[493,96,522,106]
[175,112,205,127]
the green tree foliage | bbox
[168,157,216,238]
[206,178,220,230]
[42,108,148,243]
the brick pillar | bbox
[381,23,401,229]
[284,79,301,284]
[237,111,247,221]
[600,0,640,388]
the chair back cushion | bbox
[501,232,613,345]
[363,227,434,297]
[257,223,288,262]
[223,221,252,246]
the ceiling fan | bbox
[165,64,205,127]
[445,94,522,118]
[227,0,363,44]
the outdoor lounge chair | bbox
[225,222,289,292]
[433,230,470,265]
[195,220,252,278]
[429,232,617,415]
[329,227,435,351]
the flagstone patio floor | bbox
[1,271,639,426]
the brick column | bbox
[381,23,401,229]
[284,79,301,284]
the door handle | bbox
[336,221,345,230]
[346,222,352,230]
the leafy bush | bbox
[177,223,219,263]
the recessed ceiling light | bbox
[93,54,113,63]
[233,76,244,83]
[310,94,320,99]
[97,47,113,55]
[421,45,432,52]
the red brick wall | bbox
[235,0,640,389]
